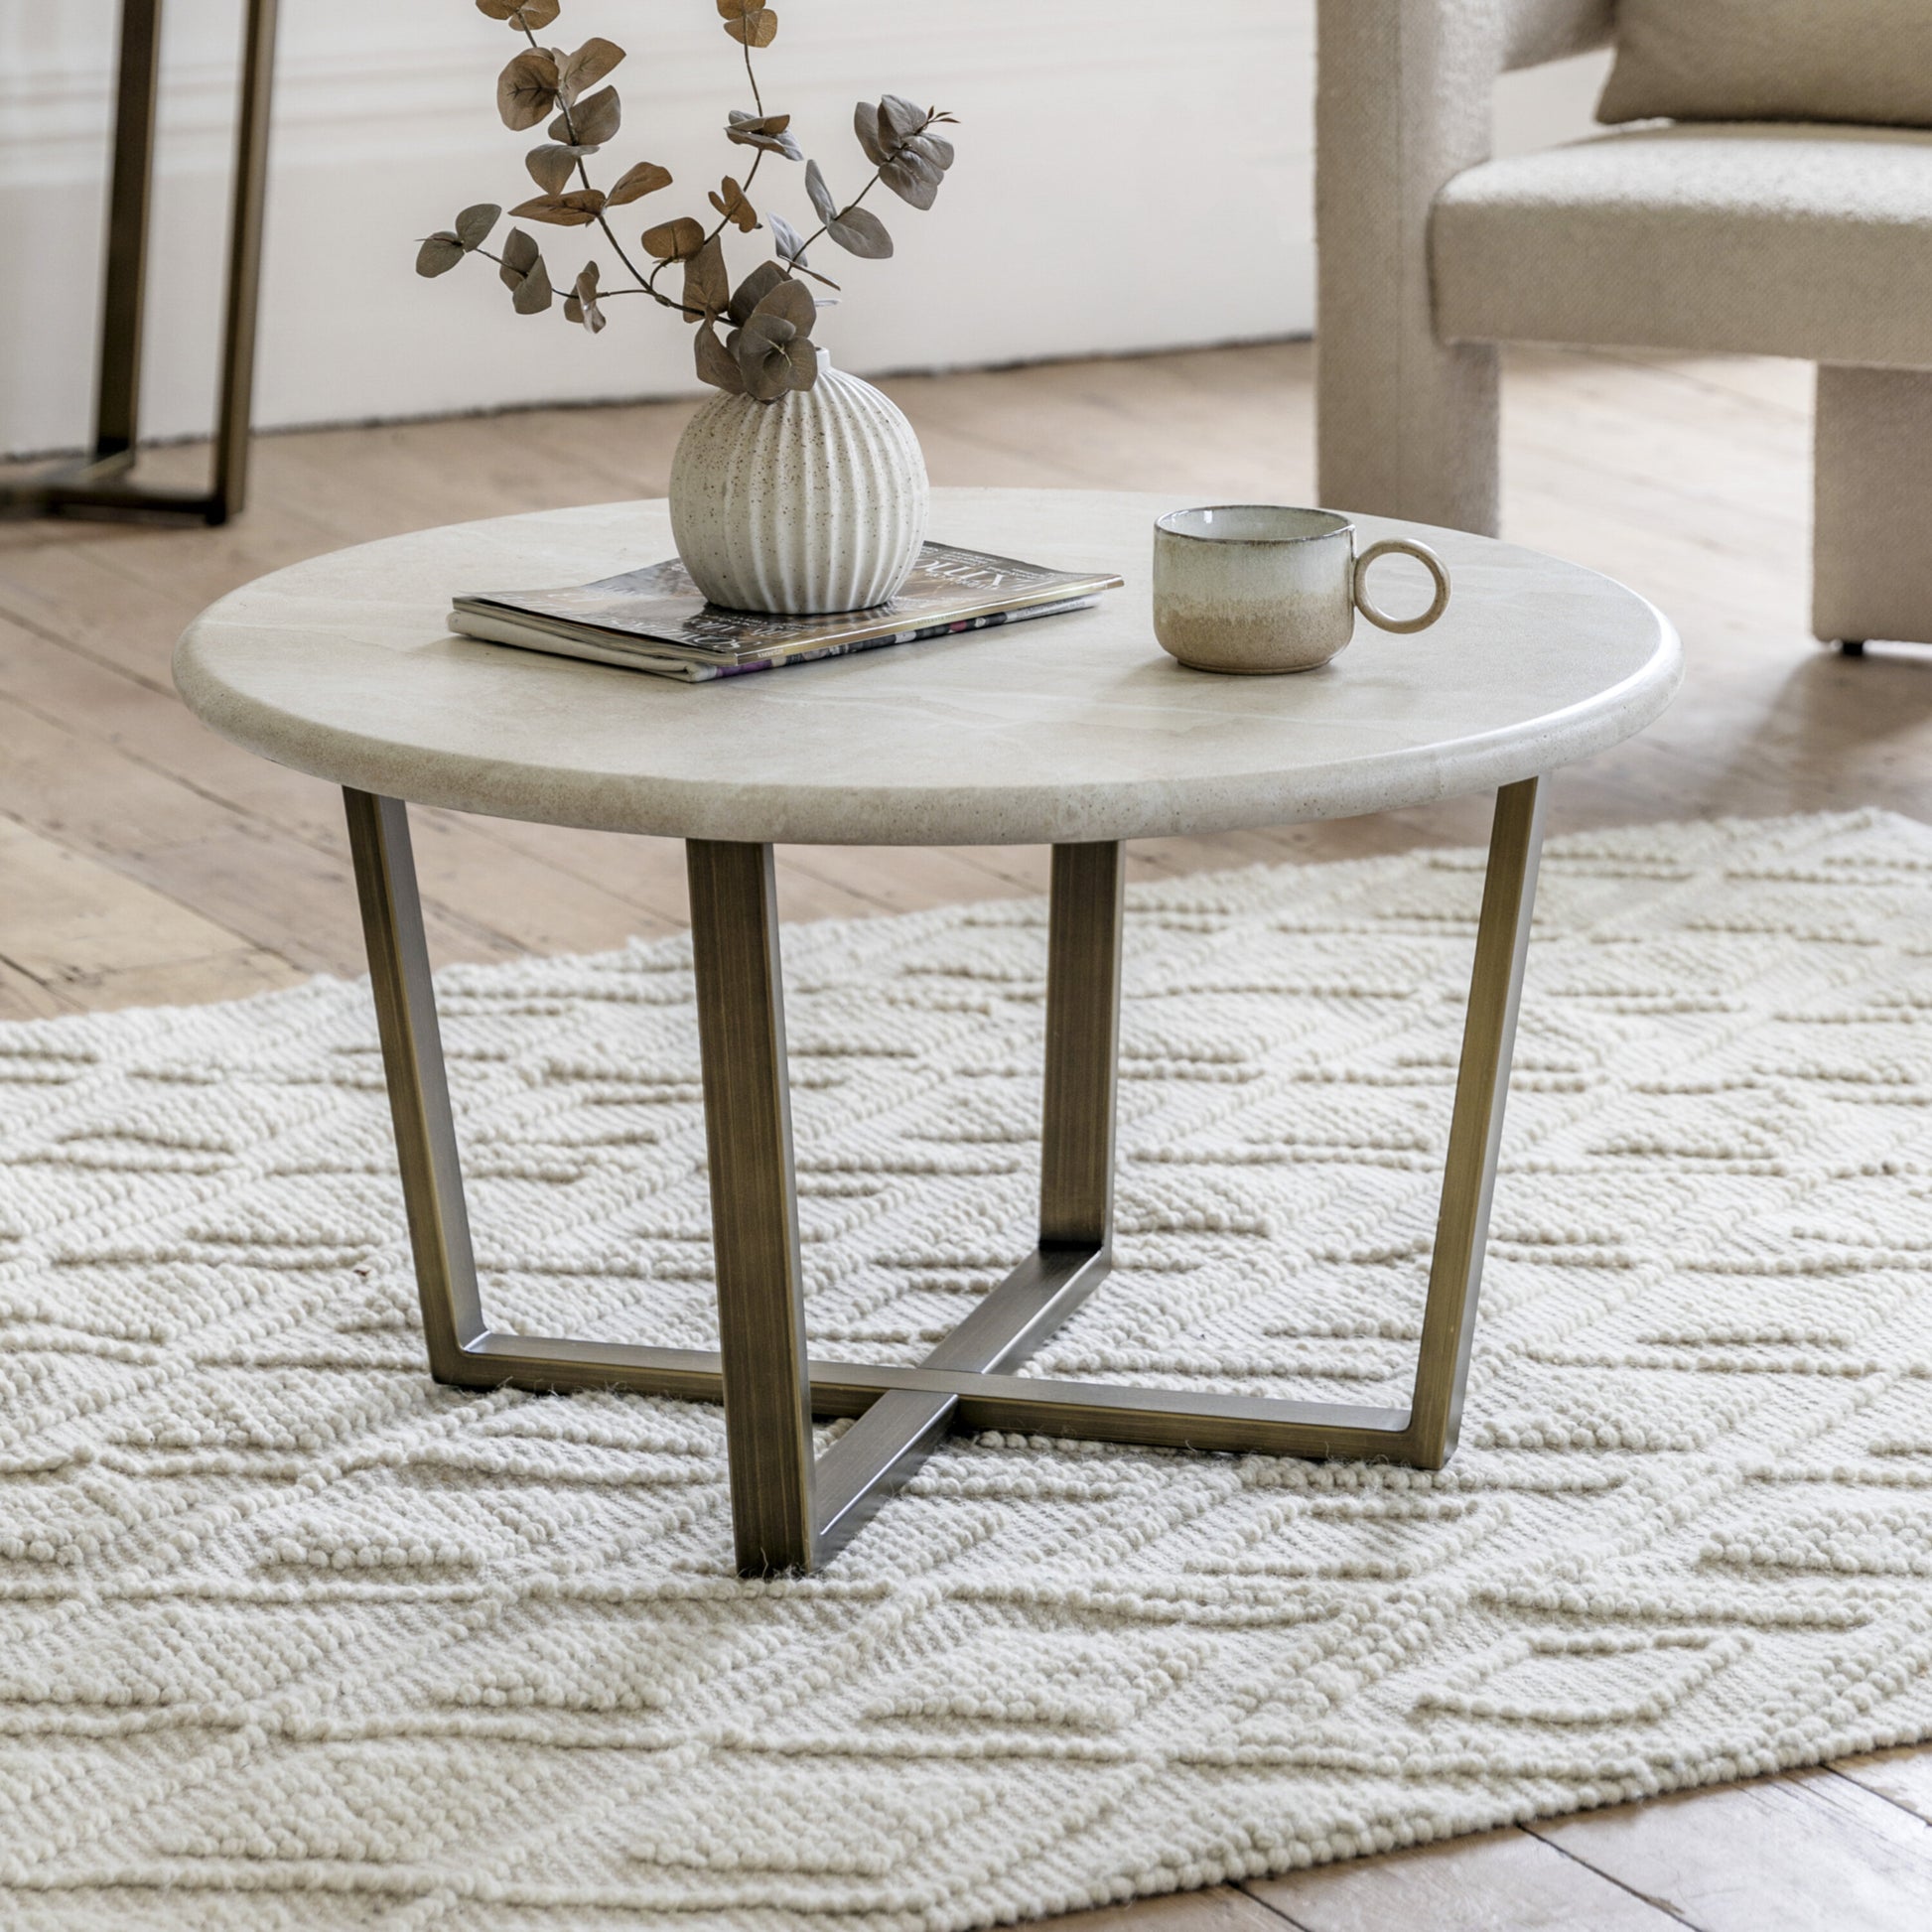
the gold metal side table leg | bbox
[343,790,484,1377]
[809,840,1125,1560]
[345,783,1545,1575]
[1,0,278,525]
[686,841,817,1576]
[1407,773,1548,1463]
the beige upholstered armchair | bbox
[1316,0,1932,651]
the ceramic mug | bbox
[1152,505,1451,674]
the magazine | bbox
[449,541,1124,682]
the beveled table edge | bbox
[172,494,1683,847]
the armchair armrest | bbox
[1314,0,1614,531]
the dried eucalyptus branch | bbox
[414,0,962,400]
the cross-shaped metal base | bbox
[344,777,1547,1576]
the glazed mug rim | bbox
[1155,504,1352,548]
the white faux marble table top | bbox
[173,487,1680,845]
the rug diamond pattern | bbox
[4,809,1932,1925]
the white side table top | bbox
[173,487,1679,846]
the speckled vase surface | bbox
[668,357,928,615]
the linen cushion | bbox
[1598,0,1932,130]
[1433,122,1932,367]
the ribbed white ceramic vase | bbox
[668,357,929,615]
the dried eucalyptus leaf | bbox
[720,295,816,401]
[880,93,927,140]
[499,226,539,279]
[852,100,890,166]
[708,175,758,232]
[564,261,606,334]
[723,8,778,49]
[497,50,560,131]
[525,144,579,195]
[508,190,606,226]
[790,258,842,292]
[725,109,801,160]
[512,252,554,315]
[904,131,954,172]
[641,215,707,261]
[415,232,465,277]
[740,313,793,350]
[881,157,939,210]
[729,258,787,325]
[716,0,778,35]
[735,131,797,159]
[570,84,621,147]
[753,276,814,334]
[455,204,500,249]
[498,227,554,313]
[765,209,808,264]
[607,161,673,205]
[827,205,893,258]
[558,38,624,104]
[744,361,790,403]
[736,321,796,401]
[478,0,561,28]
[803,159,838,225]
[780,335,819,390]
[684,235,730,321]
[886,145,942,188]
[695,321,747,394]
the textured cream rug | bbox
[6,808,1932,1927]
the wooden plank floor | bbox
[3,342,1929,1925]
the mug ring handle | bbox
[1352,538,1451,634]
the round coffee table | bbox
[174,486,1679,1576]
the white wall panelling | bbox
[0,3,1606,457]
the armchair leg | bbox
[1814,366,1932,649]
[1314,0,1501,535]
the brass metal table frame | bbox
[344,774,1547,1577]
[1,0,278,527]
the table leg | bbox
[686,840,816,1577]
[808,842,1124,1561]
[1,0,279,524]
[1040,841,1125,1248]
[343,789,484,1378]
[346,786,1544,1572]
[1409,773,1548,1464]
[347,790,734,1409]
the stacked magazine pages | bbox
[449,542,1124,682]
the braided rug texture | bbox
[5,808,1932,1927]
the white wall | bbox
[0,3,1608,458]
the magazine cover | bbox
[452,597,1104,681]
[452,542,1124,659]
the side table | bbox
[174,487,1680,1575]
[3,0,279,525]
